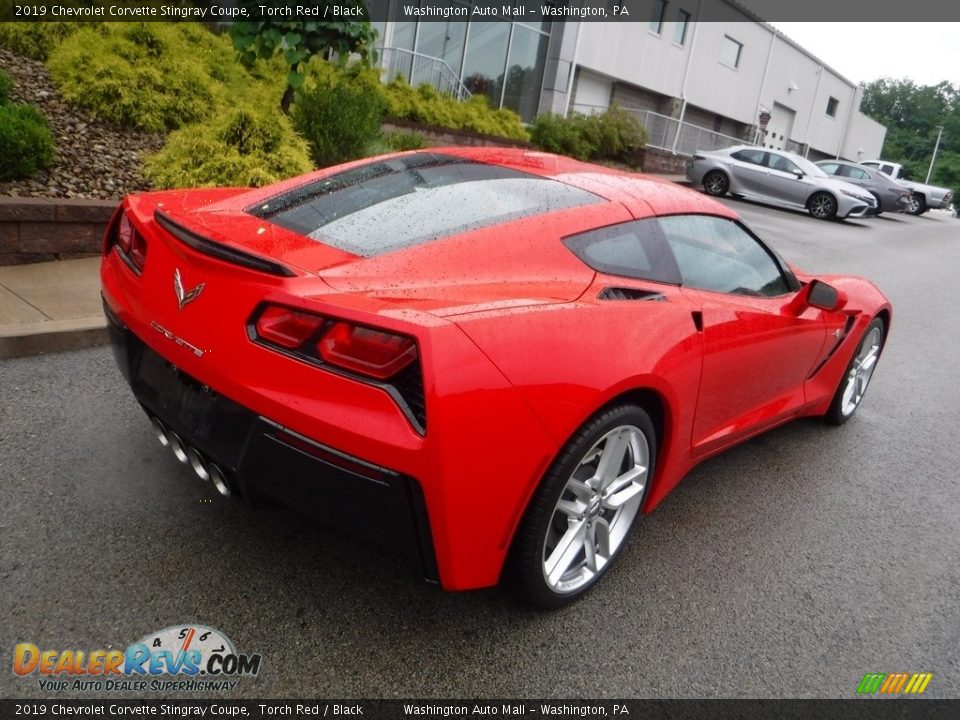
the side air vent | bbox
[598,287,667,302]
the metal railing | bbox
[378,47,471,101]
[569,104,746,157]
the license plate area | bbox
[133,347,255,470]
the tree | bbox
[229,4,378,113]
[862,78,959,198]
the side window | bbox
[765,153,799,174]
[819,162,841,176]
[563,219,680,285]
[848,167,870,181]
[658,215,792,297]
[731,149,764,165]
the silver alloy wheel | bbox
[840,325,883,417]
[703,171,728,196]
[906,195,921,214]
[809,193,836,219]
[542,425,648,594]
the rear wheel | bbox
[702,170,729,197]
[825,317,886,425]
[508,404,656,608]
[808,192,838,220]
[907,194,927,215]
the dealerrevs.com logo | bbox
[13,625,262,692]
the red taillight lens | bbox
[255,306,325,349]
[318,322,418,380]
[253,305,419,380]
[117,214,134,254]
[109,211,147,272]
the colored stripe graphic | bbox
[857,672,932,694]
[857,673,885,694]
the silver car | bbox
[815,160,912,215]
[687,145,877,220]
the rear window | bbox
[248,153,603,257]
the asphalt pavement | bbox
[1,200,958,699]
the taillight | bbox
[318,322,418,380]
[106,209,147,273]
[251,304,419,381]
[255,306,325,349]
[249,303,425,431]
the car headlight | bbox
[840,189,873,204]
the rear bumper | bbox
[105,299,440,583]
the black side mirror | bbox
[807,280,842,311]
[794,171,805,179]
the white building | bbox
[374,1,886,161]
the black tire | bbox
[808,191,838,220]
[702,170,729,197]
[507,404,656,609]
[907,194,927,216]
[825,317,886,425]
[870,192,883,216]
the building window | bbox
[674,9,691,46]
[826,96,839,117]
[720,36,743,68]
[650,0,667,35]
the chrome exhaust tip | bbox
[167,431,189,465]
[186,447,210,482]
[151,417,169,448]
[209,464,231,498]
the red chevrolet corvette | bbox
[101,148,891,607]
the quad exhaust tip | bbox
[151,417,170,448]
[149,416,231,497]
[186,447,210,482]
[209,464,231,498]
[167,431,189,465]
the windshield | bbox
[791,155,828,178]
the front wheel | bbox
[808,192,838,220]
[825,317,886,425]
[702,170,729,197]
[507,404,656,608]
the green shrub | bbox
[531,107,648,164]
[0,68,13,104]
[144,105,312,189]
[0,21,84,60]
[46,23,252,133]
[382,78,529,142]
[0,103,55,181]
[292,64,386,168]
[363,130,429,157]
[530,113,593,160]
[382,130,427,151]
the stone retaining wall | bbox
[382,119,532,149]
[0,197,115,266]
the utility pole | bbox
[926,125,944,184]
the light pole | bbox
[926,125,944,184]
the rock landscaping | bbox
[0,48,163,200]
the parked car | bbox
[687,145,878,220]
[815,160,912,215]
[102,148,891,607]
[860,160,954,215]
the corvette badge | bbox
[174,268,205,311]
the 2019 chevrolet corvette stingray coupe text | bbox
[101,148,891,607]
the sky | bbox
[771,23,960,88]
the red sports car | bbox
[101,148,891,607]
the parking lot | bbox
[1,198,958,699]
